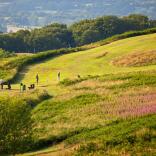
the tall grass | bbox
[74,114,156,155]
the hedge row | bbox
[85,27,156,48]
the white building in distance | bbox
[6,25,40,33]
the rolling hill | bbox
[17,33,156,95]
[1,32,156,155]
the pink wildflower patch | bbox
[115,92,156,118]
[120,102,156,118]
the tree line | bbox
[0,14,156,53]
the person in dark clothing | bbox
[0,80,5,90]
[1,84,3,90]
[58,72,60,81]
[20,83,23,92]
[36,74,39,84]
[8,82,11,90]
[23,85,26,91]
[77,75,81,79]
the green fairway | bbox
[15,33,156,95]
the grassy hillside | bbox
[1,33,156,155]
[19,71,156,155]
[20,114,156,156]
[1,27,156,83]
[15,33,156,94]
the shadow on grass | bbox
[29,120,120,153]
[14,67,30,84]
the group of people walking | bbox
[0,81,11,90]
[20,72,61,92]
[0,71,61,92]
[35,72,61,84]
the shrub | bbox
[0,97,33,154]
[0,49,15,58]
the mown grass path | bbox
[15,33,156,95]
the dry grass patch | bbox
[72,79,126,91]
[95,51,108,59]
[112,50,156,67]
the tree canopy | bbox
[0,14,156,52]
[70,14,154,46]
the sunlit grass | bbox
[17,33,156,92]
[1,33,156,155]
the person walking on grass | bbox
[58,72,61,81]
[36,74,39,85]
[20,83,23,92]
